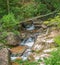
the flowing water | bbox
[11,24,36,60]
[20,37,35,48]
[26,24,35,30]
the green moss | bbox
[54,36,60,46]
[43,21,49,25]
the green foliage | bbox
[43,15,60,28]
[0,13,19,44]
[0,31,7,43]
[0,0,7,17]
[21,3,37,18]
[15,60,39,65]
[36,3,51,15]
[44,48,60,65]
[41,0,60,10]
[54,36,60,46]
[50,0,60,10]
[16,2,51,20]
[1,0,59,20]
[1,13,18,31]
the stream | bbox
[11,23,38,60]
[11,22,56,62]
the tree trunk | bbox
[7,0,10,14]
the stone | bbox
[0,44,4,49]
[40,62,45,65]
[41,24,47,29]
[10,46,28,57]
[21,49,32,61]
[6,32,20,46]
[32,43,44,52]
[0,48,11,65]
[43,48,57,53]
[48,30,60,38]
[12,62,19,65]
[45,39,54,44]
[28,53,40,61]
[40,54,50,59]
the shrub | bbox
[1,13,19,31]
[21,3,37,18]
[0,13,20,44]
[43,15,60,28]
[36,3,51,15]
[0,31,7,43]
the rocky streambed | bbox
[0,21,60,65]
[10,25,60,65]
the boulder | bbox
[0,48,11,65]
[6,32,20,46]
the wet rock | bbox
[21,49,32,61]
[10,46,28,57]
[6,32,20,46]
[28,53,40,61]
[20,32,27,39]
[28,53,36,61]
[0,48,11,65]
[41,24,47,29]
[11,57,22,61]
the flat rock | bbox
[10,46,28,56]
[0,48,11,65]
[32,43,44,52]
[48,30,60,38]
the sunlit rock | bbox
[32,43,44,52]
[48,30,60,38]
[43,48,57,53]
[10,46,28,57]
